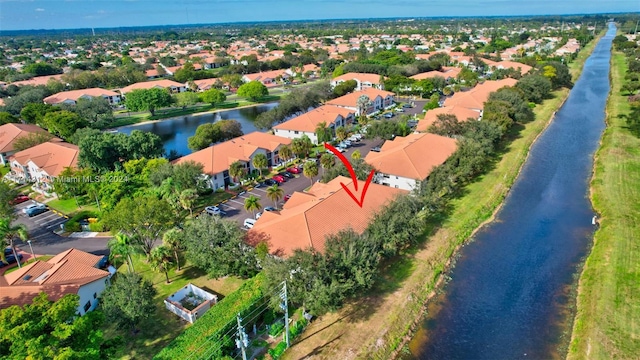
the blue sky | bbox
[0,0,637,31]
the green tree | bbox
[266,184,284,209]
[0,112,18,125]
[173,62,196,83]
[229,161,245,184]
[172,91,200,109]
[335,126,348,141]
[516,74,552,104]
[0,293,115,359]
[0,219,28,266]
[252,153,268,177]
[332,79,357,97]
[12,131,55,151]
[163,228,184,271]
[320,153,335,175]
[150,245,174,284]
[201,88,227,106]
[124,88,172,116]
[19,103,56,124]
[291,135,312,158]
[356,95,372,118]
[181,216,258,278]
[428,114,464,137]
[315,121,333,144]
[279,144,292,164]
[101,272,157,333]
[351,149,361,160]
[187,120,243,151]
[303,160,319,186]
[0,183,19,220]
[179,188,198,217]
[244,195,262,218]
[42,110,88,139]
[23,62,60,76]
[72,97,114,126]
[237,81,269,101]
[108,233,136,273]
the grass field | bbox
[567,52,640,359]
[105,254,246,359]
[46,197,99,216]
[280,35,602,360]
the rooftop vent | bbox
[23,275,32,281]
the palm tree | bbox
[108,233,136,273]
[244,195,262,218]
[335,126,348,142]
[266,185,284,209]
[320,153,335,175]
[252,153,268,177]
[315,122,332,144]
[179,189,198,217]
[150,245,174,284]
[0,219,28,268]
[163,228,183,271]
[351,150,361,161]
[303,161,319,187]
[229,161,245,184]
[356,95,372,118]
[279,144,292,164]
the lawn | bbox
[193,190,233,214]
[280,33,603,360]
[567,52,640,359]
[105,254,246,359]
[47,197,99,216]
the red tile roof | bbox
[10,141,79,177]
[0,123,59,153]
[326,88,395,109]
[273,105,354,133]
[43,88,119,105]
[443,78,518,110]
[417,106,481,132]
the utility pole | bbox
[634,20,639,35]
[280,281,290,348]
[236,314,248,360]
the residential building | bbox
[173,132,292,190]
[10,74,64,87]
[273,105,355,144]
[241,69,290,87]
[0,123,60,166]
[326,88,395,116]
[483,60,533,76]
[119,79,186,95]
[443,78,518,111]
[417,106,481,132]
[364,133,458,191]
[410,66,462,82]
[43,88,121,105]
[330,72,385,90]
[249,176,406,257]
[9,141,79,193]
[0,248,113,315]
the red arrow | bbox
[324,143,376,208]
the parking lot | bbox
[13,200,68,240]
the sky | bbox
[0,0,637,31]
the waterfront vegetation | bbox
[568,48,640,358]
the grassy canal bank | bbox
[567,51,640,359]
[280,34,604,360]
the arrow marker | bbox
[324,142,376,208]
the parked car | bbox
[272,175,287,183]
[395,108,405,112]
[25,204,47,217]
[343,140,352,147]
[287,167,301,174]
[255,212,262,219]
[384,113,394,119]
[205,206,227,216]
[4,247,13,256]
[370,146,382,152]
[22,203,43,214]
[1,253,23,266]
[264,206,277,212]
[284,194,291,202]
[264,179,278,186]
[348,135,360,142]
[402,103,412,108]
[10,194,29,205]
[279,172,294,179]
[243,218,257,229]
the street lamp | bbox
[27,240,36,261]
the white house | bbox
[326,88,395,116]
[273,105,355,144]
[164,283,218,323]
[43,88,121,105]
[0,248,114,315]
[364,133,458,191]
[331,72,385,90]
[9,141,79,194]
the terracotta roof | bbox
[417,106,481,132]
[443,78,518,110]
[326,88,395,109]
[193,78,219,91]
[0,285,80,308]
[332,72,383,85]
[0,123,58,153]
[364,133,458,180]
[173,132,291,175]
[243,69,289,82]
[410,67,462,80]
[43,88,119,105]
[120,79,184,94]
[11,74,64,87]
[10,141,79,177]
[491,60,533,75]
[250,176,406,257]
[273,105,354,133]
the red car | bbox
[286,167,301,174]
[284,194,291,202]
[10,194,29,205]
[272,175,286,183]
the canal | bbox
[116,102,278,156]
[404,24,615,359]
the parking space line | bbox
[228,199,245,206]
[46,219,67,230]
[220,204,236,210]
[33,213,58,223]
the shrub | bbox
[267,341,287,359]
[268,321,284,337]
[198,187,214,196]
[64,221,81,232]
[88,221,107,232]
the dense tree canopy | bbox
[77,129,164,172]
[124,88,173,115]
[187,120,244,151]
[101,272,157,332]
[237,81,269,101]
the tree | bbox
[0,293,115,359]
[237,81,269,101]
[173,62,196,83]
[279,144,292,163]
[335,126,348,141]
[124,88,173,116]
[13,132,55,152]
[356,95,372,118]
[0,219,28,267]
[73,97,114,126]
[23,62,61,76]
[315,121,333,144]
[351,149,361,160]
[173,91,200,109]
[123,130,165,160]
[0,183,18,220]
[150,245,174,284]
[322,158,374,183]
[41,110,88,139]
[229,161,245,184]
[320,153,335,175]
[19,103,56,124]
[181,216,258,278]
[252,153,268,177]
[201,88,227,106]
[332,79,357,97]
[0,112,18,125]
[104,196,176,258]
[171,161,206,193]
[516,74,552,104]
[187,120,243,151]
[428,113,464,137]
[244,195,262,218]
[108,233,136,273]
[266,184,284,209]
[178,189,198,217]
[101,272,157,333]
[291,135,312,158]
[303,160,319,186]
[163,228,183,271]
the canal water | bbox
[116,102,278,156]
[404,24,614,359]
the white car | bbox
[205,206,227,216]
[243,218,257,229]
[255,212,262,219]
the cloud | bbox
[35,7,44,11]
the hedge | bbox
[154,273,266,360]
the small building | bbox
[326,88,395,116]
[43,88,121,106]
[164,283,218,323]
[443,78,518,111]
[0,123,60,166]
[242,69,290,87]
[119,79,186,95]
[9,141,79,194]
[330,72,385,91]
[273,105,355,144]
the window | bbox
[93,292,97,299]
[213,174,217,180]
[83,301,91,313]
[294,131,299,134]
[395,185,399,188]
